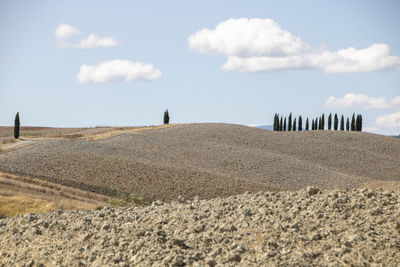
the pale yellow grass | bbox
[0,195,56,218]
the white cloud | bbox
[55,23,118,49]
[324,93,398,109]
[76,59,162,83]
[55,23,81,48]
[79,34,118,49]
[188,18,400,73]
[188,18,308,57]
[376,111,400,128]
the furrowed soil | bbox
[1,187,399,266]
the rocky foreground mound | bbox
[1,187,399,266]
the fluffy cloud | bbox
[55,23,81,48]
[324,93,400,109]
[76,59,162,83]
[188,18,308,57]
[188,18,400,73]
[55,23,117,49]
[376,111,400,128]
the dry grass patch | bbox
[0,195,56,218]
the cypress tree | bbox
[351,113,356,131]
[279,116,283,131]
[288,113,292,131]
[340,115,344,131]
[315,117,318,130]
[293,118,297,131]
[334,113,338,130]
[328,113,332,130]
[298,116,303,131]
[163,109,170,124]
[283,117,287,131]
[14,112,20,139]
[346,118,350,131]
[356,114,362,131]
[273,114,277,131]
[306,118,309,131]
[311,119,315,130]
[321,114,325,130]
[319,117,322,130]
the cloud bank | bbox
[188,18,400,73]
[55,23,118,49]
[325,93,400,109]
[76,59,162,83]
[376,111,400,128]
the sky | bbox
[1,0,399,135]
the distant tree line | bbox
[273,113,362,132]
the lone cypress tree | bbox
[288,113,292,131]
[351,113,356,131]
[298,116,302,131]
[328,113,332,130]
[283,117,287,131]
[321,114,325,130]
[163,109,170,124]
[334,113,338,130]
[346,118,350,131]
[293,118,297,131]
[356,114,362,131]
[306,118,309,131]
[14,112,20,139]
[279,116,283,131]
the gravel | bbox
[1,124,399,202]
[1,187,399,266]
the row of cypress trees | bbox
[273,113,362,132]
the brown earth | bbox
[0,123,399,202]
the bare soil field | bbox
[1,187,399,266]
[0,123,399,202]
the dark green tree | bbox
[298,116,303,131]
[311,119,315,130]
[334,113,338,130]
[163,109,170,124]
[315,117,318,130]
[279,116,283,131]
[321,114,325,130]
[346,118,350,131]
[14,112,20,139]
[293,118,297,131]
[328,113,332,130]
[351,113,356,131]
[306,118,309,131]
[319,117,322,130]
[356,114,363,131]
[340,115,345,131]
[283,117,287,131]
[288,113,292,131]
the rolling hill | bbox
[0,123,399,202]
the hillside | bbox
[0,123,399,202]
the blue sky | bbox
[1,0,399,135]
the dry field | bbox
[0,123,399,202]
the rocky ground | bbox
[1,124,399,202]
[1,187,399,266]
